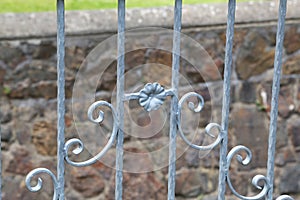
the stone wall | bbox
[0,1,300,199]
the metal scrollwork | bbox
[177,92,223,151]
[226,145,270,200]
[64,100,119,167]
[124,82,175,112]
[25,168,58,200]
[139,82,167,111]
[276,195,294,200]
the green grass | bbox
[0,0,267,13]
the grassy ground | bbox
[0,0,267,13]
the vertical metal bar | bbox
[116,0,125,199]
[167,0,182,199]
[266,0,287,199]
[56,0,65,199]
[218,0,236,200]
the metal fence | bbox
[2,0,293,199]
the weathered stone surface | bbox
[7,78,30,99]
[200,148,220,169]
[284,26,300,54]
[236,31,275,80]
[287,115,300,151]
[197,103,213,128]
[175,168,217,197]
[97,62,117,91]
[142,63,172,87]
[0,61,6,85]
[0,106,12,124]
[92,161,114,181]
[6,147,34,175]
[30,81,57,99]
[225,172,250,196]
[39,159,57,174]
[12,60,57,82]
[0,44,25,68]
[32,41,56,59]
[125,49,147,70]
[276,119,288,149]
[283,54,300,75]
[278,84,296,118]
[275,148,296,167]
[122,145,156,172]
[1,125,12,142]
[180,33,224,83]
[230,104,269,168]
[297,81,300,113]
[12,99,47,123]
[1,125,13,150]
[2,176,49,200]
[70,166,105,198]
[199,59,224,82]
[6,60,57,98]
[32,121,57,156]
[279,163,300,194]
[195,31,225,60]
[65,46,86,71]
[184,148,201,168]
[238,81,257,104]
[107,172,167,200]
[14,123,32,145]
[4,58,75,99]
[202,194,218,200]
[126,106,169,141]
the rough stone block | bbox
[236,31,275,80]
[230,104,269,168]
[279,163,300,194]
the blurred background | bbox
[1,0,270,13]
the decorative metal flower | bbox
[138,82,167,112]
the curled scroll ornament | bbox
[226,145,270,200]
[25,168,58,200]
[276,195,294,200]
[64,100,119,167]
[177,92,223,151]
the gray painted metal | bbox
[226,146,270,199]
[64,101,118,167]
[267,0,287,199]
[167,0,182,199]
[56,0,66,199]
[21,0,294,199]
[116,0,126,199]
[25,1,66,200]
[218,0,236,199]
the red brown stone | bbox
[283,54,300,75]
[230,104,269,168]
[236,32,275,80]
[175,168,217,197]
[70,166,105,198]
[284,26,300,54]
[107,172,166,200]
[32,121,57,156]
[6,147,34,175]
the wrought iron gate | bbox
[1,0,294,199]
